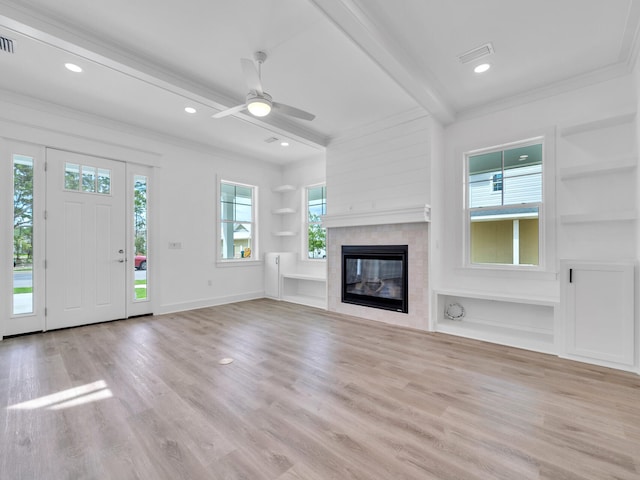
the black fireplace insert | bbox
[342,245,408,313]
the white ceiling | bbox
[0,0,638,164]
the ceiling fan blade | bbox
[212,103,246,119]
[241,58,263,95]
[272,102,315,121]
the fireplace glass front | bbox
[342,245,408,313]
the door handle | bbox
[117,259,125,263]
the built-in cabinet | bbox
[264,252,295,299]
[264,252,327,309]
[560,260,636,371]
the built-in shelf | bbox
[559,157,637,180]
[272,184,296,193]
[433,289,557,355]
[560,211,637,224]
[272,208,296,215]
[281,274,327,309]
[273,231,297,236]
[559,112,636,137]
[433,288,558,306]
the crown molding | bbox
[455,62,631,123]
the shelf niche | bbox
[434,290,557,354]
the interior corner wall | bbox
[0,95,284,316]
[439,73,637,299]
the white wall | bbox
[326,112,431,216]
[435,74,638,301]
[155,144,283,313]
[0,93,286,319]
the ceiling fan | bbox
[212,51,315,121]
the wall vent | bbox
[0,36,15,54]
[458,42,494,64]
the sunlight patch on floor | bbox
[7,380,113,411]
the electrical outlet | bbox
[207,280,212,286]
[168,242,182,249]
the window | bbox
[64,162,111,194]
[133,175,148,300]
[492,173,502,192]
[306,184,326,259]
[220,181,256,260]
[13,154,34,314]
[467,140,542,266]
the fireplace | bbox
[342,245,408,313]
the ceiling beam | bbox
[309,0,456,125]
[0,2,328,149]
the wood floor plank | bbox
[1,298,639,479]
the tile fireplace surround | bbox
[326,222,429,330]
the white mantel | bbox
[322,204,430,229]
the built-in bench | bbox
[281,273,327,309]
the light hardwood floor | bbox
[1,299,639,479]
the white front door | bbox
[45,149,127,330]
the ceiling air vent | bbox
[0,36,15,54]
[458,42,494,64]
[264,136,279,143]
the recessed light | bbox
[184,107,197,114]
[280,142,290,147]
[474,63,491,74]
[65,63,82,73]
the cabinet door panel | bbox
[563,262,634,366]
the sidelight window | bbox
[13,155,34,315]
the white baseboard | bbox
[156,291,264,315]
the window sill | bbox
[216,259,263,268]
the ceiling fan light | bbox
[247,99,272,117]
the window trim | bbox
[463,135,548,272]
[303,183,326,261]
[218,178,259,264]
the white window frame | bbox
[218,179,259,263]
[303,183,326,261]
[463,135,551,272]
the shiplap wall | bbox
[326,114,431,215]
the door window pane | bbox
[82,166,97,193]
[98,168,111,194]
[13,155,34,315]
[65,163,80,190]
[65,163,111,195]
